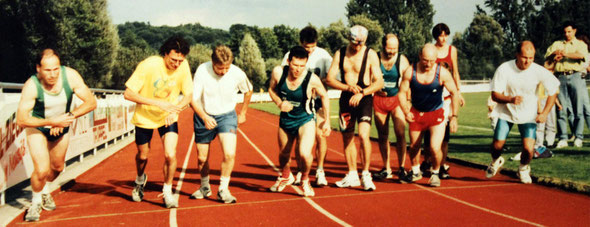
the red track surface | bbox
[8,107,590,226]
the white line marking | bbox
[169,133,195,227]
[238,128,352,227]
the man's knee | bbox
[223,152,235,161]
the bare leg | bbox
[297,121,316,181]
[358,121,372,172]
[162,132,178,185]
[374,110,391,172]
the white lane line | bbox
[169,133,195,227]
[238,128,352,227]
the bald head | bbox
[382,34,399,58]
[418,43,438,71]
[516,41,536,70]
[517,41,535,55]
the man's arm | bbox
[348,50,384,107]
[491,91,522,105]
[310,75,331,136]
[398,66,413,121]
[325,49,359,92]
[238,89,253,124]
[124,88,182,113]
[268,66,292,112]
[440,68,459,133]
[16,79,74,128]
[67,67,97,117]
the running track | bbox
[8,107,590,226]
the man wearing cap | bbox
[326,25,384,191]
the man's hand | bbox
[511,96,523,105]
[349,93,364,107]
[347,84,362,94]
[238,112,247,124]
[157,101,182,113]
[320,121,331,137]
[405,111,415,123]
[49,127,64,136]
[536,113,548,123]
[202,115,217,130]
[459,93,466,107]
[449,117,458,133]
[51,113,75,128]
[165,112,177,127]
[279,101,294,112]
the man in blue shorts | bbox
[268,46,330,197]
[397,44,460,187]
[486,41,559,184]
[326,25,384,191]
[17,49,97,221]
[190,45,253,203]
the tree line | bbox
[1,0,589,89]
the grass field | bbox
[249,91,590,191]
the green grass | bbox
[249,92,590,191]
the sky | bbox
[107,0,486,39]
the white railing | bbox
[0,82,135,205]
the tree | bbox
[453,13,504,80]
[346,0,434,61]
[235,33,267,91]
[273,25,299,55]
[318,20,349,54]
[110,46,155,90]
[186,44,213,74]
[348,14,384,51]
[257,27,281,59]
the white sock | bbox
[201,175,210,187]
[162,183,173,194]
[361,170,370,176]
[32,191,42,204]
[219,176,230,191]
[135,173,146,184]
[431,169,440,175]
[42,183,51,194]
[348,170,358,177]
[412,165,420,174]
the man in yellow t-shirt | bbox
[124,36,193,208]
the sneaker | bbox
[41,193,56,211]
[429,173,441,187]
[485,157,505,178]
[25,203,42,222]
[335,173,361,188]
[400,170,422,183]
[574,138,583,148]
[397,169,407,180]
[439,166,450,179]
[269,173,295,192]
[315,170,328,187]
[132,174,147,202]
[536,149,553,159]
[294,172,302,185]
[556,139,568,149]
[361,173,376,191]
[372,168,393,180]
[420,161,432,177]
[509,152,522,161]
[190,185,212,199]
[302,180,315,197]
[162,192,178,208]
[518,165,532,184]
[217,189,237,203]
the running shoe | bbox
[25,202,42,222]
[574,138,583,148]
[361,172,376,191]
[217,189,237,204]
[372,168,393,180]
[400,170,422,183]
[518,165,532,184]
[302,180,315,197]
[190,185,212,199]
[556,139,568,149]
[335,173,361,188]
[315,169,328,187]
[162,191,178,208]
[420,161,432,177]
[294,172,302,185]
[132,174,147,202]
[439,166,450,179]
[41,193,56,211]
[485,156,505,178]
[429,173,441,187]
[397,168,407,181]
[269,173,294,192]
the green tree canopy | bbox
[235,33,267,91]
[187,43,213,74]
[273,25,299,55]
[318,20,349,54]
[348,14,384,51]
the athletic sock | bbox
[162,183,173,194]
[42,183,51,194]
[411,165,420,174]
[201,175,210,187]
[361,170,370,176]
[431,169,440,175]
[32,191,42,205]
[135,173,146,185]
[219,176,230,191]
[348,170,358,178]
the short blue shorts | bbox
[36,126,70,142]
[135,122,179,145]
[194,110,237,144]
[493,119,536,141]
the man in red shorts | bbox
[397,43,460,187]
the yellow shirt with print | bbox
[125,56,193,129]
[544,38,588,72]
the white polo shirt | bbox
[281,47,332,79]
[490,60,559,124]
[192,61,253,115]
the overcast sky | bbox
[107,0,486,38]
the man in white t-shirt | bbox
[486,41,559,184]
[190,45,253,203]
[280,26,333,186]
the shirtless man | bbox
[326,25,384,191]
[398,44,460,187]
[17,49,97,221]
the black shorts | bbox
[135,123,179,145]
[36,126,70,142]
[338,92,373,133]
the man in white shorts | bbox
[190,45,253,203]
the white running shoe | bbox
[429,173,441,187]
[556,139,568,149]
[335,173,361,188]
[485,156,505,178]
[294,172,302,185]
[574,138,583,148]
[518,165,532,184]
[132,174,148,202]
[361,172,376,191]
[302,180,315,197]
[25,202,42,222]
[162,191,178,208]
[270,173,295,192]
[315,169,328,187]
[41,193,56,211]
[217,189,237,203]
[190,185,212,199]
